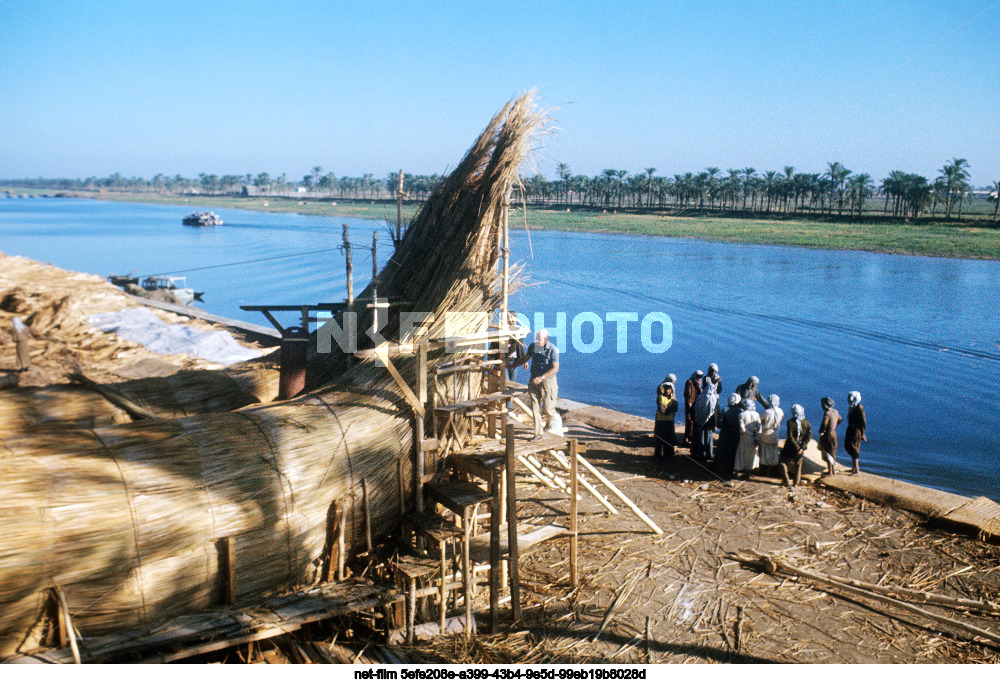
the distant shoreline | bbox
[7,189,999,261]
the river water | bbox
[2,197,998,501]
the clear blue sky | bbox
[2,0,998,185]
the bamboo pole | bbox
[549,450,618,514]
[738,552,1000,646]
[569,439,579,588]
[416,343,427,511]
[54,587,82,665]
[337,504,347,581]
[517,455,558,489]
[396,169,404,244]
[574,452,663,534]
[526,453,567,490]
[362,479,373,553]
[490,468,502,633]
[505,423,521,621]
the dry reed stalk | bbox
[0,92,551,657]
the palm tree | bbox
[705,167,720,210]
[725,169,741,211]
[848,173,874,217]
[645,167,657,208]
[763,171,779,213]
[600,169,617,207]
[940,157,970,218]
[826,162,851,215]
[741,168,756,210]
[556,163,572,204]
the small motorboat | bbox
[140,275,204,305]
[108,271,139,287]
[182,211,223,226]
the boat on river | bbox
[182,211,223,226]
[140,275,204,304]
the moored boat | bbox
[182,211,223,226]
[140,275,204,304]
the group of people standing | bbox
[655,366,867,486]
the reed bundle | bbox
[0,92,548,656]
[0,369,280,436]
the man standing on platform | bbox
[508,328,559,439]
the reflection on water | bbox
[2,197,998,501]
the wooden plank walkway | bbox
[10,581,386,664]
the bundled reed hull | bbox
[0,92,547,656]
[0,368,280,435]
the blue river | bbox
[2,197,998,501]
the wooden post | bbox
[439,539,447,634]
[362,478,373,552]
[406,577,416,645]
[501,186,511,334]
[371,232,378,297]
[396,169,404,244]
[569,439,579,588]
[337,502,347,581]
[324,500,342,582]
[415,343,427,511]
[462,510,473,634]
[54,587,81,664]
[397,457,406,514]
[342,224,353,307]
[505,423,521,620]
[51,588,67,648]
[489,468,502,633]
[220,536,236,605]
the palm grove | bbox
[7,158,998,220]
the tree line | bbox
[523,158,996,220]
[5,158,998,220]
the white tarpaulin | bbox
[89,308,264,366]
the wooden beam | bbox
[337,503,347,581]
[324,500,342,583]
[362,479,373,553]
[549,450,619,514]
[375,347,425,418]
[505,424,521,621]
[220,537,236,605]
[569,439,579,588]
[575,453,663,535]
[489,468,502,634]
[54,586,81,664]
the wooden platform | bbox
[468,523,569,564]
[454,432,572,460]
[10,580,387,664]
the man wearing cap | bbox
[683,370,704,448]
[735,375,771,410]
[508,328,559,439]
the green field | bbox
[16,190,999,260]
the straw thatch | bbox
[0,368,280,435]
[0,92,549,656]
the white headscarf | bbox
[848,391,862,408]
[791,403,805,433]
[727,393,741,407]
